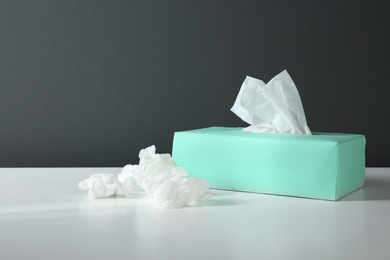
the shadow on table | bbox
[340,176,390,201]
[199,199,241,207]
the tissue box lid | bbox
[172,127,366,201]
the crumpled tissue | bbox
[231,70,311,134]
[79,146,212,208]
[119,145,212,208]
[78,174,123,199]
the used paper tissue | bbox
[172,70,366,201]
[79,174,124,199]
[231,70,311,134]
[79,146,212,208]
[118,145,212,208]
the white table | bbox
[0,168,389,260]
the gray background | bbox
[0,1,388,167]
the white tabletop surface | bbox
[0,167,389,260]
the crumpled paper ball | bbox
[150,169,213,208]
[118,146,212,208]
[79,146,212,208]
[78,173,123,199]
[117,164,144,196]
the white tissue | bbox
[231,70,311,134]
[79,146,212,208]
[118,145,212,208]
[117,164,144,195]
[78,174,123,199]
[151,171,213,208]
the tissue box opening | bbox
[172,127,366,201]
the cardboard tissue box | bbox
[172,127,365,200]
[172,71,366,200]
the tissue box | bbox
[172,127,366,201]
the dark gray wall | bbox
[0,1,389,167]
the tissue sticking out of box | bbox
[231,70,311,134]
[78,145,212,208]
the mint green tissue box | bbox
[172,127,366,200]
